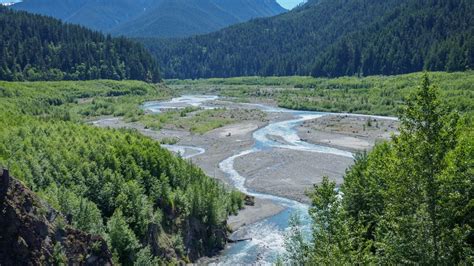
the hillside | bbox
[0,80,244,264]
[12,0,286,38]
[0,7,160,82]
[112,0,286,38]
[141,0,474,78]
[0,169,113,265]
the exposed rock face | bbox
[0,169,113,265]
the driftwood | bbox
[227,237,252,243]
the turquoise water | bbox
[217,110,352,264]
[144,96,395,264]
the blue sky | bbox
[277,0,306,9]
[1,0,306,9]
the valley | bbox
[88,72,471,263]
[1,0,472,264]
[93,92,398,263]
[0,73,471,264]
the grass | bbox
[0,79,265,135]
[167,71,474,116]
[2,72,471,135]
[140,107,266,134]
[0,79,172,122]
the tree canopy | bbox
[285,74,473,264]
[0,6,161,82]
[0,80,243,264]
[142,0,473,79]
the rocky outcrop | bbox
[0,168,113,265]
[244,195,256,206]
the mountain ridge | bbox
[140,0,473,78]
[12,0,286,38]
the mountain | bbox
[140,0,474,79]
[12,0,156,32]
[12,0,286,38]
[112,0,286,38]
[0,6,160,82]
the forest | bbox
[284,75,473,264]
[0,7,161,82]
[0,80,244,264]
[142,0,473,79]
[1,1,472,263]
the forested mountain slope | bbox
[142,0,473,78]
[0,7,160,82]
[0,80,244,264]
[12,0,286,38]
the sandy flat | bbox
[298,114,398,152]
[218,123,259,138]
[234,148,354,203]
[92,110,398,234]
[91,117,191,140]
[227,198,285,231]
[94,117,287,229]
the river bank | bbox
[234,148,353,203]
[92,114,291,231]
[93,96,399,263]
[297,114,399,152]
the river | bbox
[144,95,393,264]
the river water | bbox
[144,96,376,264]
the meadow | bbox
[168,71,474,116]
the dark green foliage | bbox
[0,80,243,264]
[143,0,473,79]
[134,246,162,266]
[286,74,473,264]
[52,242,68,264]
[0,6,160,82]
[107,210,141,264]
[312,0,474,77]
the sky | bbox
[277,0,306,9]
[1,0,307,10]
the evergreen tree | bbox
[106,209,141,265]
[287,74,473,264]
[0,80,245,264]
[0,6,160,82]
[142,0,473,79]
